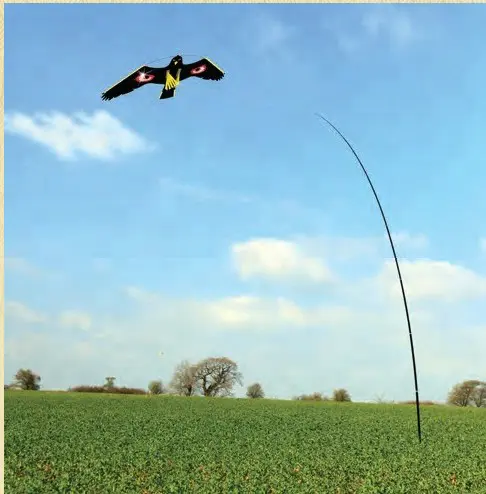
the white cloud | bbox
[5,301,48,325]
[203,296,306,329]
[58,311,92,332]
[123,286,361,334]
[5,257,63,283]
[254,15,294,53]
[5,235,486,403]
[245,13,296,65]
[5,301,93,332]
[362,7,417,48]
[232,238,333,284]
[5,270,486,402]
[5,257,45,278]
[78,281,486,400]
[378,259,486,302]
[325,6,419,55]
[4,110,154,161]
[323,17,362,55]
[204,297,356,330]
[415,322,486,379]
[124,288,305,331]
[392,232,429,251]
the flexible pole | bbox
[315,113,422,443]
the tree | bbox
[472,382,486,408]
[373,393,392,404]
[295,392,327,401]
[447,380,483,407]
[169,360,199,396]
[148,380,165,395]
[104,376,116,388]
[333,388,351,402]
[247,382,265,399]
[194,357,243,397]
[14,369,41,391]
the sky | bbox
[4,3,486,402]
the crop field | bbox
[4,391,486,493]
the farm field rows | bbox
[4,391,486,493]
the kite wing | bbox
[180,58,225,82]
[101,65,164,101]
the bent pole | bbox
[315,113,422,443]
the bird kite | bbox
[101,55,224,101]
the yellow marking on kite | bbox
[165,69,181,90]
[204,58,225,75]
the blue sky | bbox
[5,3,486,402]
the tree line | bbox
[5,358,486,408]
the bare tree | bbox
[104,376,116,388]
[169,360,199,396]
[373,393,390,404]
[14,369,41,391]
[246,382,264,399]
[472,382,486,407]
[194,357,243,397]
[148,380,165,395]
[333,388,351,402]
[447,380,482,407]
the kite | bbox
[101,54,225,101]
[315,113,422,444]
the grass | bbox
[4,391,486,493]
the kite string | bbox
[144,54,202,66]
[315,112,422,444]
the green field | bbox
[4,391,486,493]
